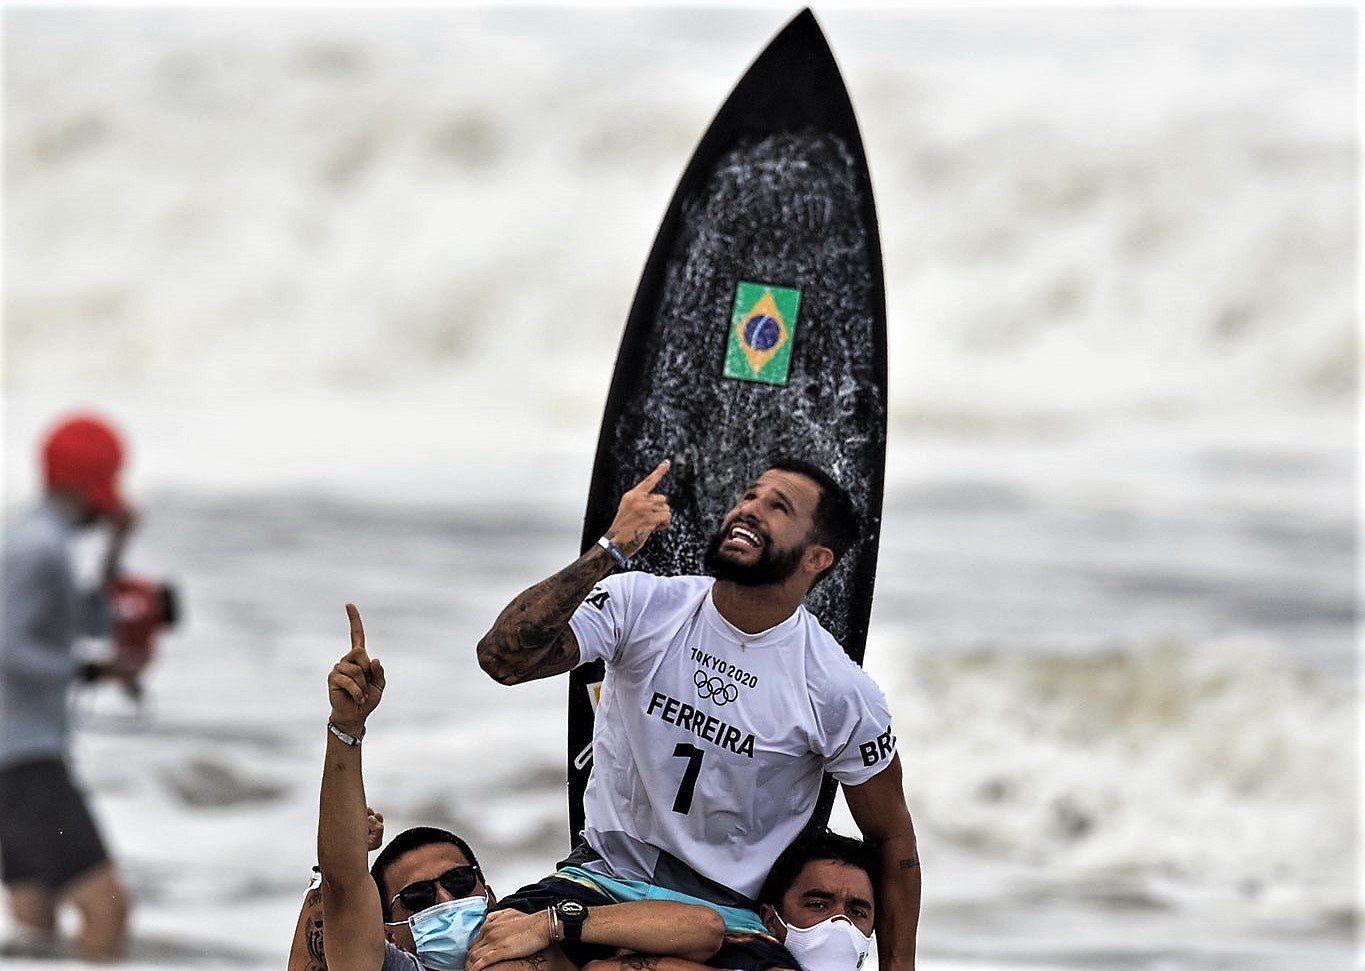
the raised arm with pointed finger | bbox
[316,604,390,971]
[476,461,672,686]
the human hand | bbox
[365,807,385,852]
[466,908,552,971]
[606,461,672,558]
[105,506,139,539]
[327,604,385,736]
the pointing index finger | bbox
[346,603,365,655]
[633,460,671,495]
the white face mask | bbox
[780,914,872,971]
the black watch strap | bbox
[555,899,588,942]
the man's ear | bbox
[804,544,834,577]
[485,884,497,906]
[759,903,785,942]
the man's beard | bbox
[703,526,805,586]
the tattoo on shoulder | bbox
[898,856,920,870]
[525,950,549,971]
[621,957,660,971]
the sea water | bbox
[2,7,1356,969]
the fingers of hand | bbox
[346,603,365,653]
[478,910,515,942]
[327,660,371,704]
[329,667,366,706]
[617,492,671,537]
[633,460,671,495]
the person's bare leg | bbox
[4,883,59,955]
[64,863,130,962]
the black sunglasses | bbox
[390,864,483,914]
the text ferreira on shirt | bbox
[644,690,895,770]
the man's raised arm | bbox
[317,604,389,971]
[476,461,671,686]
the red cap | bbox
[41,414,126,516]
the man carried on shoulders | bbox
[476,458,920,971]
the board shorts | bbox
[0,758,111,891]
[492,868,798,971]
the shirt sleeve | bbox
[1,534,79,683]
[381,941,422,971]
[567,571,638,667]
[812,660,897,787]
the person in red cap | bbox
[0,412,138,960]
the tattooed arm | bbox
[286,883,327,971]
[582,956,766,971]
[477,462,672,686]
[845,754,920,971]
[287,811,385,971]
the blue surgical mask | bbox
[398,893,489,971]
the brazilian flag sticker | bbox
[724,281,800,386]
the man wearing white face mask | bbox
[756,832,877,971]
[583,831,877,971]
[315,605,726,971]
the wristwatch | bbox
[553,899,588,942]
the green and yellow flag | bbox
[724,281,801,386]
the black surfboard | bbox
[568,8,888,846]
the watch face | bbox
[558,900,587,921]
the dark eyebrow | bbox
[848,895,874,912]
[801,889,836,903]
[770,487,795,509]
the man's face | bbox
[703,469,826,586]
[769,859,876,939]
[383,843,488,952]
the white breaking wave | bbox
[873,632,1355,922]
[4,7,1355,424]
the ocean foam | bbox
[871,632,1355,923]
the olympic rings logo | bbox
[693,670,739,706]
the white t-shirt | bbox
[569,572,896,900]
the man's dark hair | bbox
[371,826,482,921]
[758,829,881,908]
[768,457,861,582]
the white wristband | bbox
[328,722,364,746]
[597,535,629,569]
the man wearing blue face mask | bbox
[314,605,727,971]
